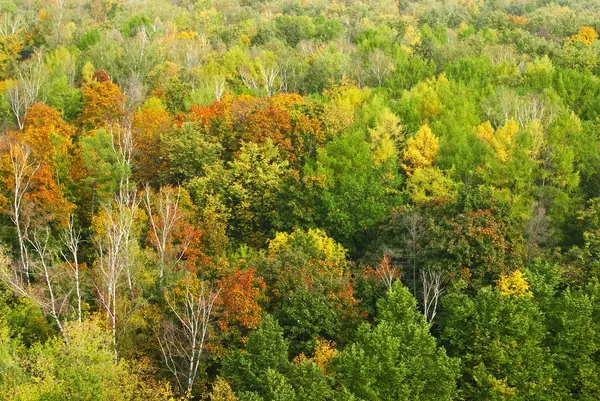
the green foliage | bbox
[224,316,332,401]
[77,29,101,51]
[79,129,126,207]
[45,76,82,121]
[300,130,401,255]
[2,0,600,399]
[161,122,223,184]
[275,16,315,47]
[2,319,171,401]
[333,282,459,400]
[122,16,152,38]
[188,139,289,247]
[259,229,356,354]
[440,285,555,400]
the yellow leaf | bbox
[402,125,439,174]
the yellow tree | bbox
[475,120,519,162]
[132,98,172,184]
[368,109,403,166]
[406,167,456,204]
[80,71,127,128]
[497,269,532,297]
[401,124,439,174]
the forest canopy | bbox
[1,0,600,399]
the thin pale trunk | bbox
[74,257,82,322]
[112,285,118,361]
[15,220,29,285]
[43,261,63,334]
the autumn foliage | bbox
[217,267,266,331]
[80,72,127,127]
[183,94,325,162]
[569,26,599,46]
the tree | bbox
[368,108,403,166]
[18,102,76,192]
[92,183,140,360]
[210,376,239,401]
[0,13,25,80]
[405,167,455,204]
[157,276,219,395]
[1,142,39,283]
[224,315,332,401]
[6,52,47,129]
[474,120,519,162]
[384,188,526,319]
[366,49,394,86]
[299,130,400,255]
[188,139,289,247]
[333,281,459,401]
[543,284,600,399]
[161,122,223,184]
[0,312,25,399]
[0,226,74,335]
[439,283,555,400]
[144,185,193,291]
[60,214,83,322]
[216,267,266,342]
[132,97,172,185]
[401,124,439,175]
[259,229,358,354]
[9,319,173,400]
[568,26,598,46]
[80,72,126,128]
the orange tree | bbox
[182,93,326,164]
[80,71,126,128]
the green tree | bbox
[7,319,172,400]
[299,130,401,256]
[259,229,357,354]
[439,284,555,400]
[333,281,459,400]
[224,315,332,401]
[161,122,223,184]
[188,139,289,247]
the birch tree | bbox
[0,227,72,335]
[7,143,39,284]
[93,186,140,360]
[144,185,190,291]
[60,214,83,322]
[157,277,219,394]
[7,52,47,128]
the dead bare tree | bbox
[238,65,259,92]
[0,228,72,336]
[259,63,280,97]
[8,51,48,128]
[7,83,27,130]
[376,255,400,291]
[144,186,189,291]
[92,121,141,360]
[368,49,394,86]
[211,76,226,101]
[28,228,67,333]
[111,123,139,294]
[94,192,139,361]
[8,143,39,285]
[422,267,443,322]
[60,214,83,322]
[157,279,219,394]
[402,210,424,297]
[0,13,25,37]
